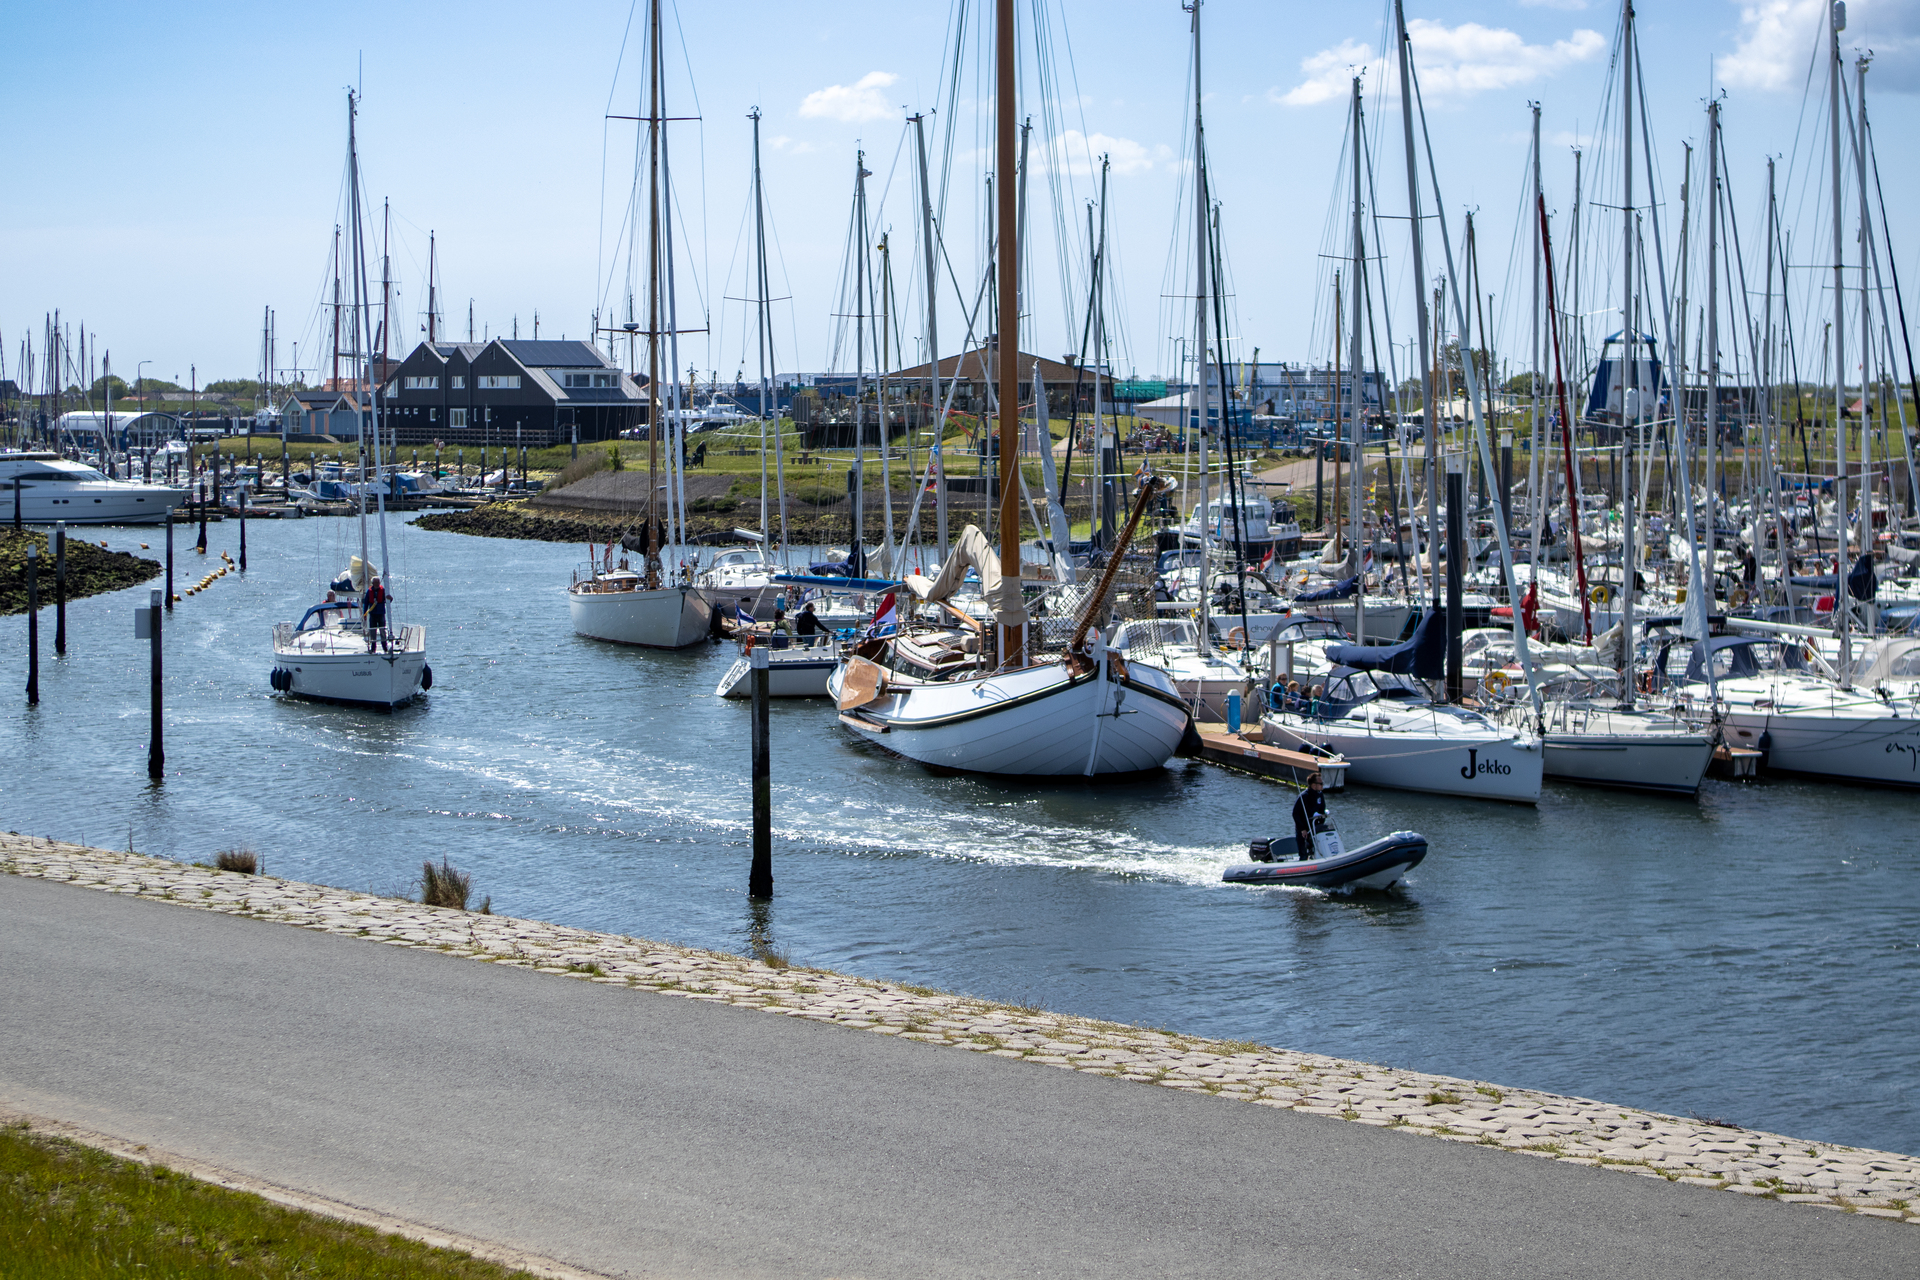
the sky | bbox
[4,0,1918,393]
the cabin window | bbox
[477,375,520,390]
[450,409,468,428]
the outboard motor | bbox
[1249,838,1274,863]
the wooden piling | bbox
[749,646,772,898]
[24,544,38,704]
[238,489,248,572]
[54,522,67,656]
[147,588,163,780]
[165,514,175,611]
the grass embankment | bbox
[0,1123,537,1279]
[0,531,160,616]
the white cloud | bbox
[1047,129,1159,178]
[1719,0,1920,93]
[1273,21,1605,107]
[798,71,901,123]
[1272,39,1376,107]
[1718,0,1823,90]
[1519,0,1589,10]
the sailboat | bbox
[823,0,1190,777]
[270,92,428,710]
[568,0,712,650]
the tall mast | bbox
[1528,104,1543,561]
[878,232,897,573]
[853,150,871,578]
[380,199,392,380]
[1705,97,1721,582]
[750,108,787,567]
[331,226,342,392]
[910,112,947,562]
[1393,0,1439,604]
[427,232,439,344]
[1828,0,1851,678]
[1190,0,1211,646]
[1349,76,1367,641]
[1093,158,1113,547]
[994,0,1022,667]
[1856,54,1874,630]
[644,0,663,589]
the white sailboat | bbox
[1258,613,1543,803]
[270,93,428,710]
[567,0,711,651]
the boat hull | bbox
[8,482,185,525]
[716,648,839,698]
[1541,731,1716,795]
[1223,832,1428,890]
[830,657,1190,777]
[271,635,426,710]
[1725,705,1920,788]
[1261,712,1543,803]
[570,585,711,648]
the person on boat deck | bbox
[1292,774,1327,861]
[795,601,822,647]
[363,576,389,643]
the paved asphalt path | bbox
[2,875,1912,1279]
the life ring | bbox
[1226,626,1247,650]
[1590,583,1612,605]
[1483,670,1512,696]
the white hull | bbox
[570,584,711,648]
[716,647,839,698]
[830,656,1190,776]
[1261,710,1543,803]
[272,625,427,709]
[2,475,184,525]
[1724,704,1920,788]
[1541,727,1715,795]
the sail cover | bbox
[917,524,1028,629]
[1294,575,1359,603]
[1324,609,1445,679]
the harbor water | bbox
[2,514,1916,1156]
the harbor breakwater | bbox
[0,530,159,615]
[8,831,1919,1222]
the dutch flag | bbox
[867,591,898,638]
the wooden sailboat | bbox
[824,0,1190,777]
[568,0,711,649]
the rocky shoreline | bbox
[6,831,1918,1221]
[409,498,992,548]
[0,530,161,616]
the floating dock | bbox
[1191,722,1347,789]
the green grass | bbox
[0,1122,537,1278]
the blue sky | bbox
[4,0,1916,390]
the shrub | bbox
[420,857,472,910]
[213,848,258,874]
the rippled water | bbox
[3,514,1916,1154]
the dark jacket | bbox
[1292,788,1326,840]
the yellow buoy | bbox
[171,594,181,603]
[140,544,149,550]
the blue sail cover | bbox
[1325,609,1446,679]
[1849,553,1877,602]
[1294,575,1359,602]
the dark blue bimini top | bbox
[297,600,361,631]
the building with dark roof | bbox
[379,339,646,447]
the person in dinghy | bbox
[1291,773,1328,861]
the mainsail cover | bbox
[917,523,1028,628]
[1325,609,1445,679]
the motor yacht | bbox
[0,452,183,525]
